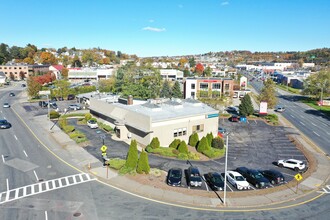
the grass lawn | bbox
[276,84,301,94]
[301,98,330,117]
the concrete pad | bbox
[301,176,324,189]
[90,166,118,179]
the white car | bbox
[277,159,306,171]
[3,103,10,108]
[68,104,81,111]
[226,171,250,190]
[87,120,98,129]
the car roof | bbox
[286,159,303,163]
[228,171,242,176]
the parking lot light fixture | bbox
[223,134,229,205]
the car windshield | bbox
[235,176,245,181]
[170,170,181,178]
[213,176,224,184]
[254,173,263,179]
[89,120,96,124]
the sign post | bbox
[294,173,303,193]
[38,90,51,130]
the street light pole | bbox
[223,134,229,205]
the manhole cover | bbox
[73,212,81,217]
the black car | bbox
[0,120,12,129]
[67,94,75,100]
[39,101,48,108]
[9,92,15,97]
[205,172,225,191]
[236,167,271,189]
[167,168,182,187]
[260,169,285,185]
[187,166,202,187]
[21,84,26,87]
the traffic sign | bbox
[100,145,107,152]
[294,173,303,181]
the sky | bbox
[1,0,329,57]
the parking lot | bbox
[22,103,308,193]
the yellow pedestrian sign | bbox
[294,173,303,181]
[100,145,107,153]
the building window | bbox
[174,129,178,137]
[173,127,187,137]
[192,124,204,133]
[191,92,195,97]
[212,83,221,90]
[191,83,195,89]
[183,128,187,135]
[19,67,22,69]
[199,83,208,90]
[225,83,230,90]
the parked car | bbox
[68,104,81,111]
[226,171,250,190]
[227,106,239,113]
[230,114,239,122]
[277,159,306,171]
[87,119,98,129]
[21,84,26,87]
[9,92,15,97]
[39,101,48,108]
[235,167,271,189]
[67,94,75,100]
[167,168,182,187]
[218,127,227,137]
[3,103,10,108]
[205,172,224,191]
[0,119,12,129]
[260,169,285,185]
[233,93,238,98]
[239,94,245,99]
[186,167,203,187]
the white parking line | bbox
[6,178,9,191]
[23,150,28,157]
[290,115,295,118]
[249,185,256,190]
[313,131,320,137]
[254,120,257,124]
[299,121,305,126]
[14,135,18,141]
[1,155,5,163]
[33,170,39,181]
[226,184,234,192]
[45,211,48,220]
[311,122,317,126]
[300,115,305,118]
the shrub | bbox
[177,153,188,160]
[203,148,224,158]
[169,139,181,149]
[49,110,60,119]
[188,152,200,160]
[84,113,92,121]
[63,125,75,133]
[172,149,180,155]
[109,158,126,170]
[197,137,210,153]
[69,131,84,139]
[212,137,225,149]
[58,118,67,129]
[177,141,188,154]
[99,123,113,132]
[136,150,150,174]
[152,147,177,157]
[145,145,153,153]
[150,137,160,149]
[206,132,214,146]
[119,165,136,175]
[188,133,199,147]
[125,140,139,169]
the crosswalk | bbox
[317,185,330,194]
[0,173,96,205]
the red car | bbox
[230,115,239,122]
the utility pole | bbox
[223,135,229,205]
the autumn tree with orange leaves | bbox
[39,52,57,65]
[195,63,204,76]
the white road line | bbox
[313,131,320,137]
[14,135,18,141]
[45,211,48,220]
[299,121,305,126]
[290,114,295,118]
[23,150,28,157]
[311,122,317,126]
[33,170,39,181]
[300,115,305,118]
[1,155,5,163]
[6,178,9,191]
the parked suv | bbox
[186,167,202,187]
[277,159,306,171]
[236,167,271,189]
[260,169,285,185]
[67,94,75,100]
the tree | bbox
[204,66,212,77]
[136,150,150,174]
[72,56,82,67]
[302,69,330,99]
[195,63,204,76]
[169,139,181,149]
[27,77,42,98]
[239,94,254,116]
[61,67,69,79]
[188,133,199,147]
[0,43,11,64]
[98,77,116,93]
[212,137,224,149]
[150,137,160,149]
[183,68,191,77]
[125,139,139,169]
[258,79,277,109]
[189,57,196,68]
[206,132,214,147]
[39,52,57,64]
[177,141,188,154]
[171,81,182,98]
[160,80,171,98]
[197,137,210,153]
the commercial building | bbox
[89,96,219,147]
[159,69,184,81]
[184,77,234,99]
[0,64,50,80]
[68,68,115,82]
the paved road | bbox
[246,73,330,155]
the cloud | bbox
[221,1,229,6]
[142,27,166,32]
[149,19,154,23]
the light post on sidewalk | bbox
[223,134,229,205]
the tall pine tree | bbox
[125,140,139,169]
[239,94,254,116]
[172,81,182,98]
[160,80,171,98]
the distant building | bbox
[184,77,234,99]
[49,65,64,79]
[0,71,6,84]
[160,69,183,81]
[68,68,115,82]
[0,64,50,80]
